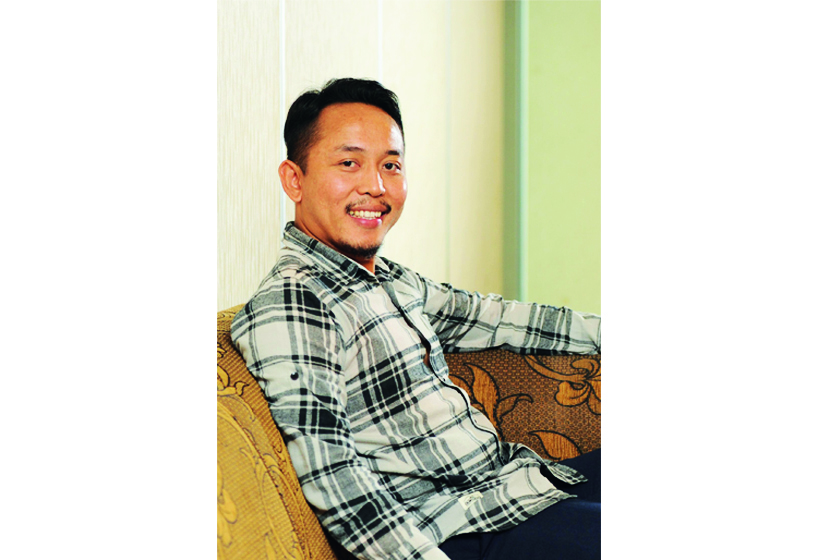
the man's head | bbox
[279,79,407,273]
[284,78,404,173]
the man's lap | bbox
[439,448,601,560]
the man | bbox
[232,78,601,560]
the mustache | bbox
[345,199,391,213]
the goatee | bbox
[336,241,380,262]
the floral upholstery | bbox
[217,305,601,559]
[218,305,338,560]
[445,351,601,461]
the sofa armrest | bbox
[444,349,601,460]
[218,305,339,560]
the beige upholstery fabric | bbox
[218,305,338,560]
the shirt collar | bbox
[282,222,392,282]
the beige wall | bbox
[218,0,506,310]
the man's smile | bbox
[348,210,383,218]
[346,203,391,225]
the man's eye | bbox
[341,161,355,167]
[384,162,401,171]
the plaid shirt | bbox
[232,223,601,560]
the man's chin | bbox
[335,242,380,262]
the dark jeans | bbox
[439,448,601,560]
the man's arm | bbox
[416,274,600,355]
[232,278,451,560]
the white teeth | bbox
[349,210,382,219]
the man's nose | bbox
[359,168,385,196]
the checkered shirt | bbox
[231,223,601,560]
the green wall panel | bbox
[527,0,600,314]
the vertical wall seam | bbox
[444,0,452,283]
[518,0,528,302]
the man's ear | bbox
[279,159,304,203]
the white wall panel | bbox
[449,1,505,296]
[218,0,283,310]
[379,1,450,282]
[284,0,380,106]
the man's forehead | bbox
[316,103,403,150]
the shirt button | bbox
[290,372,299,380]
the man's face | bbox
[286,102,407,268]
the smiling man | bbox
[231,78,601,560]
[278,100,406,271]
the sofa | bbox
[217,304,601,560]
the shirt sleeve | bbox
[231,277,452,560]
[417,274,601,355]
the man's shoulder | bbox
[231,250,336,336]
[265,250,321,282]
[241,251,313,299]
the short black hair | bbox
[284,78,404,172]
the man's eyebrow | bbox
[335,144,403,157]
[336,144,365,153]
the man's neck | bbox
[357,258,376,274]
